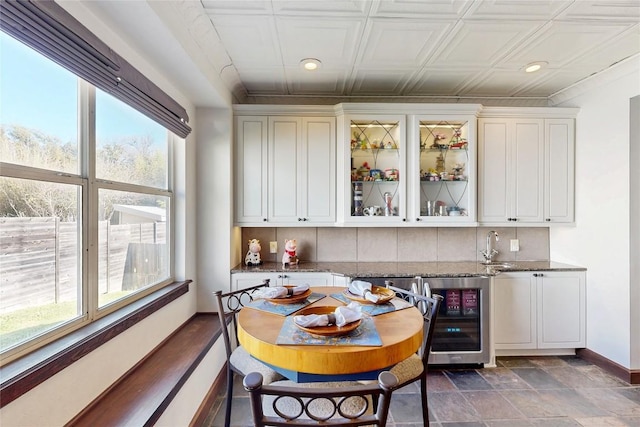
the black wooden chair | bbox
[213,280,285,427]
[383,283,443,426]
[243,370,398,426]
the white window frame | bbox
[0,54,175,365]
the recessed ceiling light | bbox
[524,61,548,73]
[300,58,321,71]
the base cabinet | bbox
[231,272,334,291]
[494,271,586,351]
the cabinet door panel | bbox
[513,120,544,222]
[537,273,585,348]
[303,118,335,223]
[236,117,268,223]
[269,118,301,222]
[545,119,575,223]
[494,274,536,349]
[478,120,509,222]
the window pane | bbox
[98,189,169,308]
[0,32,79,174]
[0,177,82,353]
[96,90,168,189]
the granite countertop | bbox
[231,261,586,278]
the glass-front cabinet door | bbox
[411,116,477,224]
[337,104,479,226]
[339,114,406,224]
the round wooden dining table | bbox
[237,286,423,380]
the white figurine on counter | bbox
[282,239,298,267]
[244,239,262,266]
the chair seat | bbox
[389,353,424,384]
[230,346,283,384]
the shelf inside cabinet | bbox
[418,120,471,218]
[349,118,402,219]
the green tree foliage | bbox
[1,124,167,220]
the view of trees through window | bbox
[0,31,172,356]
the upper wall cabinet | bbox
[335,103,481,226]
[410,115,477,224]
[337,112,407,225]
[235,108,336,226]
[235,116,268,224]
[478,108,578,226]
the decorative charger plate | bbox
[265,286,311,304]
[343,286,395,305]
[293,306,361,337]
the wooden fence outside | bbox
[0,217,166,314]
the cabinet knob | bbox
[545,218,551,222]
[416,218,421,221]
[298,218,303,221]
[402,218,406,222]
[263,218,268,222]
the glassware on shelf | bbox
[349,119,401,218]
[418,120,470,218]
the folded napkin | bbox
[294,302,362,328]
[348,280,380,303]
[258,284,309,299]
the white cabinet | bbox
[335,103,481,226]
[494,271,586,351]
[478,108,577,225]
[494,273,536,349]
[337,112,407,225]
[478,118,544,223]
[410,115,478,224]
[231,272,334,291]
[235,113,335,226]
[545,119,575,224]
[235,116,268,224]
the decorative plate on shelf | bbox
[266,286,312,304]
[343,286,395,305]
[293,306,361,337]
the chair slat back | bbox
[213,280,270,358]
[386,284,443,363]
[243,371,398,427]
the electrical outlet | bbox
[510,239,520,252]
[269,241,277,253]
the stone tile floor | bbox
[202,356,640,426]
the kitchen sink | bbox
[480,262,516,269]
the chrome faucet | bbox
[481,230,499,264]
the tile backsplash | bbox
[240,227,549,264]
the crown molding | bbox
[549,54,640,106]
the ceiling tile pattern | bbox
[198,0,639,102]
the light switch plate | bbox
[510,239,520,252]
[270,241,278,253]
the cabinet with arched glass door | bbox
[336,107,407,224]
[410,114,478,225]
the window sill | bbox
[0,280,191,408]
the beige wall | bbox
[240,227,549,265]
